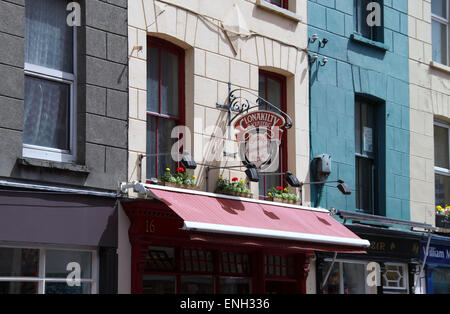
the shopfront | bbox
[316,224,423,294]
[421,235,450,294]
[0,189,118,294]
[121,185,370,294]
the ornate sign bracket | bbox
[216,82,293,135]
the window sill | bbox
[350,33,389,51]
[17,157,90,174]
[430,61,450,74]
[256,0,302,22]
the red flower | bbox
[232,177,239,182]
[277,186,284,191]
[177,167,185,172]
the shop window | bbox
[0,247,96,294]
[432,0,449,65]
[382,264,408,294]
[181,249,214,273]
[264,0,288,9]
[23,0,77,162]
[354,0,384,43]
[321,261,374,294]
[355,99,378,214]
[264,255,295,278]
[181,276,214,294]
[147,37,185,179]
[434,121,450,207]
[220,252,250,275]
[142,247,176,273]
[142,275,176,294]
[258,71,287,198]
[220,277,252,294]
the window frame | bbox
[0,244,98,294]
[434,120,450,207]
[432,0,450,66]
[23,5,77,163]
[355,99,378,215]
[146,37,185,180]
[264,0,289,10]
[354,0,384,43]
[381,263,409,294]
[258,70,288,200]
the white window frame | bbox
[322,259,373,294]
[432,0,450,66]
[434,120,450,208]
[382,263,409,294]
[0,244,98,294]
[23,23,77,163]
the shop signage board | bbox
[361,234,420,260]
[421,244,450,266]
[234,110,286,171]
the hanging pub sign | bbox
[234,110,285,171]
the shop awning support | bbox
[320,252,338,290]
[414,232,432,292]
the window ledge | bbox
[256,0,302,22]
[350,33,389,51]
[17,157,90,174]
[430,61,450,74]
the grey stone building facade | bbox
[0,0,128,294]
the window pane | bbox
[343,263,367,294]
[45,250,92,279]
[45,282,91,294]
[432,0,448,18]
[265,0,282,7]
[434,125,449,169]
[356,0,382,41]
[356,157,374,213]
[355,100,362,154]
[0,248,39,277]
[0,282,38,294]
[23,76,71,150]
[431,268,450,294]
[147,47,159,113]
[158,118,178,178]
[143,275,176,294]
[161,51,179,117]
[146,115,157,178]
[25,0,73,73]
[181,277,214,294]
[145,247,175,272]
[321,262,341,294]
[432,20,448,65]
[220,278,251,294]
[435,174,450,206]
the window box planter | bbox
[436,215,450,229]
[267,197,300,205]
[215,189,253,199]
[161,181,199,191]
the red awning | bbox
[145,186,370,253]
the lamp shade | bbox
[245,163,259,182]
[285,171,301,187]
[337,182,351,195]
[181,153,197,170]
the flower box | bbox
[215,190,253,199]
[267,197,300,205]
[436,215,450,229]
[160,181,199,190]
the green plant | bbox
[216,176,251,195]
[436,206,450,220]
[160,167,197,187]
[267,186,298,202]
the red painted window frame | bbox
[147,37,185,179]
[264,0,289,9]
[258,70,288,199]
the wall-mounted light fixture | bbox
[319,38,328,48]
[301,179,352,196]
[258,171,302,188]
[310,34,319,44]
[309,53,319,65]
[319,57,328,66]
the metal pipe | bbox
[320,252,338,290]
[0,180,118,198]
[414,232,432,292]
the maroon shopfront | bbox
[122,186,369,294]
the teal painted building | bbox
[308,0,410,220]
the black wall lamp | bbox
[258,171,301,188]
[301,179,352,196]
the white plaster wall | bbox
[409,0,450,226]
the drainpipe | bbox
[414,232,432,293]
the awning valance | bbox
[140,186,370,254]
